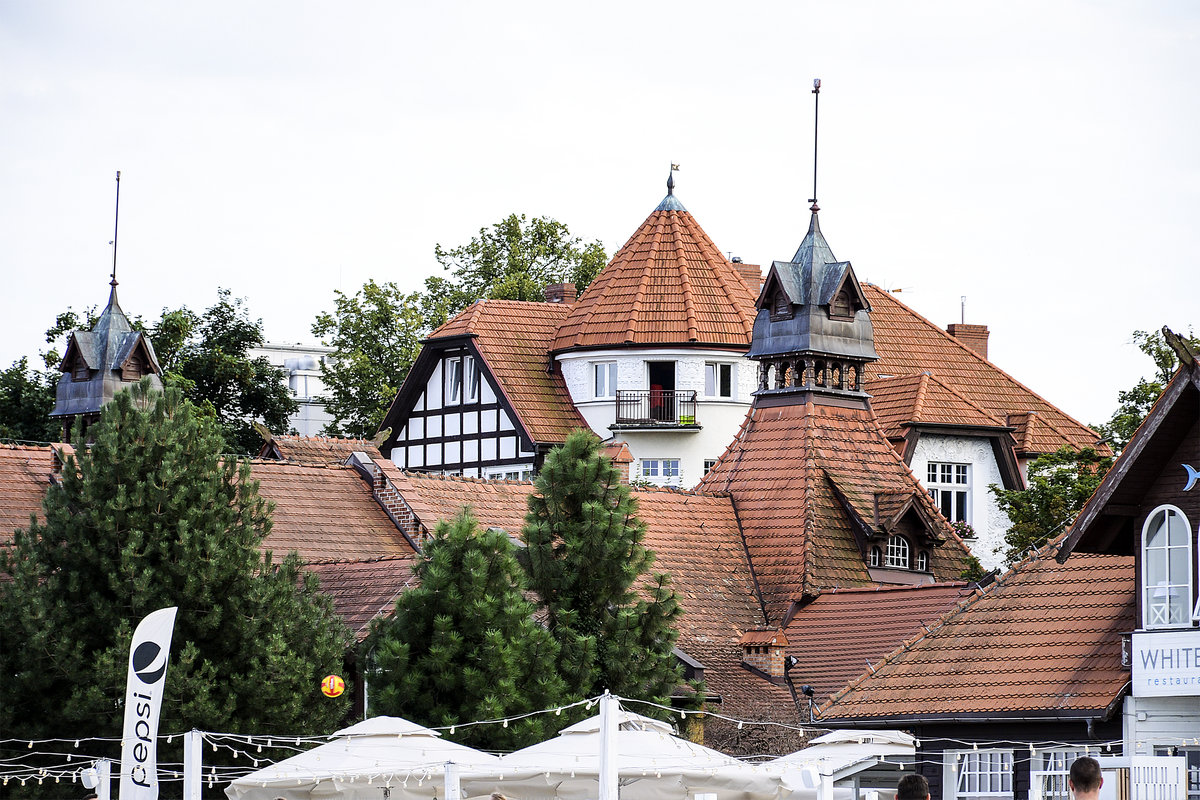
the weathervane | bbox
[110,170,121,288]
[668,162,680,195]
[808,79,821,213]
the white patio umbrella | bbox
[460,710,786,800]
[771,730,915,800]
[225,716,501,800]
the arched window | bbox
[885,536,910,569]
[831,289,853,318]
[870,546,882,567]
[915,550,929,572]
[1142,505,1193,628]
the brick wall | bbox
[742,644,786,677]
[946,323,990,359]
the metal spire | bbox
[668,162,679,195]
[808,79,821,213]
[110,170,121,288]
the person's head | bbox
[1069,757,1103,796]
[897,773,930,800]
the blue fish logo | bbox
[1185,464,1199,492]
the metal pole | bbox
[598,692,617,800]
[111,171,121,286]
[809,79,821,206]
[183,731,202,800]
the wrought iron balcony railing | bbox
[614,390,698,426]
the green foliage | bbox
[522,430,688,708]
[0,380,351,795]
[1097,327,1198,452]
[0,357,59,442]
[425,214,607,328]
[993,446,1114,566]
[148,289,297,454]
[312,280,425,437]
[369,507,568,750]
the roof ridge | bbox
[682,212,756,338]
[674,216,700,342]
[921,371,1007,426]
[624,219,659,343]
[303,553,417,566]
[912,372,930,418]
[868,287,1101,443]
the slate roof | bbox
[306,556,419,641]
[381,470,793,715]
[258,434,382,464]
[868,373,1005,440]
[819,550,1134,722]
[248,460,417,561]
[552,196,757,352]
[0,444,55,550]
[863,286,1102,456]
[698,400,976,623]
[421,300,589,444]
[781,583,973,704]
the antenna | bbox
[961,295,966,325]
[808,79,821,211]
[111,171,121,287]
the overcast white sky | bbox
[2,1,1197,428]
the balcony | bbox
[612,390,700,430]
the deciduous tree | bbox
[311,279,425,437]
[1097,327,1198,452]
[370,507,568,750]
[0,380,350,796]
[426,214,606,328]
[0,358,58,442]
[522,431,688,708]
[993,446,1114,565]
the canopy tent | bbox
[225,716,500,800]
[460,710,786,800]
[772,730,916,800]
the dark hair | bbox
[897,773,930,800]
[1070,757,1102,792]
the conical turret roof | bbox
[552,181,757,352]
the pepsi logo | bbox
[132,641,168,685]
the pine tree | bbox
[522,430,687,707]
[369,507,568,750]
[0,379,351,795]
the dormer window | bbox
[830,289,853,319]
[885,535,910,568]
[72,358,90,382]
[870,546,882,567]
[770,291,793,322]
[915,550,929,572]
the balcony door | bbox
[647,361,676,422]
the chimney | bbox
[544,282,577,304]
[601,442,634,484]
[946,323,989,359]
[731,261,763,294]
[739,630,790,678]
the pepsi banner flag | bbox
[120,606,178,800]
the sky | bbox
[2,1,1197,428]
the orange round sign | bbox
[321,674,345,698]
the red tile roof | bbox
[259,434,382,464]
[425,300,590,444]
[863,286,1103,455]
[306,556,419,641]
[249,460,417,562]
[868,373,1005,440]
[698,399,975,622]
[553,206,757,351]
[782,583,973,703]
[819,551,1134,722]
[382,470,793,716]
[0,444,55,550]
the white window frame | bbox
[445,356,464,405]
[870,546,881,567]
[465,355,480,403]
[1141,504,1193,629]
[915,550,929,572]
[704,362,735,399]
[641,458,680,479]
[947,749,1014,800]
[885,535,910,568]
[928,461,971,523]
[593,361,618,399]
[1028,748,1088,800]
[703,458,718,474]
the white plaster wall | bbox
[557,348,755,486]
[908,434,1008,571]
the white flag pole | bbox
[598,691,617,800]
[119,606,178,800]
